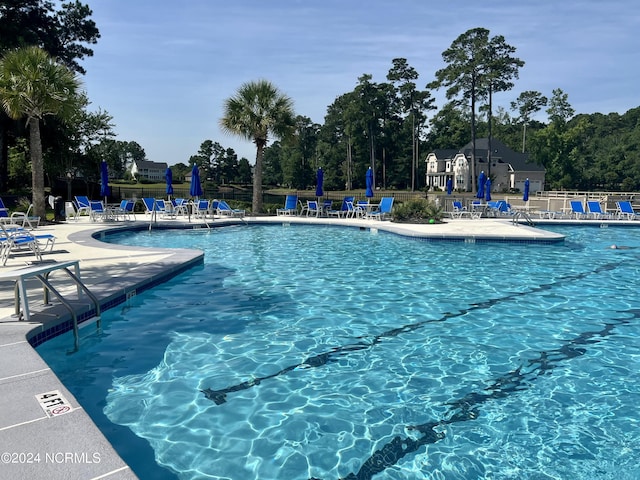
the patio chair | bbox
[89,200,108,221]
[193,199,211,219]
[113,200,135,221]
[586,201,612,220]
[173,198,188,216]
[616,200,640,220]
[74,195,92,218]
[215,200,245,217]
[327,196,354,218]
[450,201,471,219]
[298,200,309,216]
[304,200,320,217]
[366,197,394,220]
[352,200,370,218]
[569,200,588,219]
[276,195,298,216]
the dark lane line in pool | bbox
[321,311,636,480]
[201,260,621,405]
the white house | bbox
[130,160,168,181]
[425,138,546,193]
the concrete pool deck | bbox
[0,213,599,479]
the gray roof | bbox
[431,149,459,160]
[134,160,168,170]
[460,138,546,172]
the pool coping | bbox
[0,213,623,479]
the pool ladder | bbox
[24,267,101,352]
[512,211,535,226]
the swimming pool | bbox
[37,224,640,479]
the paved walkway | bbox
[0,213,568,479]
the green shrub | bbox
[392,198,444,223]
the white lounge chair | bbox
[0,223,55,265]
[9,203,40,229]
[570,200,589,219]
[616,201,640,220]
[586,201,612,220]
[214,200,245,217]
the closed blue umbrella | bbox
[477,170,486,199]
[165,167,174,199]
[485,178,492,201]
[190,165,203,199]
[315,167,324,198]
[100,161,110,203]
[446,178,453,195]
[523,178,530,202]
[365,167,374,198]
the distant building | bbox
[425,138,546,193]
[130,160,168,181]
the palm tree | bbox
[220,80,295,214]
[0,46,81,219]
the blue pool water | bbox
[37,224,640,479]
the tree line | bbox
[1,2,639,217]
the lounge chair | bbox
[0,197,8,223]
[74,196,91,219]
[276,195,298,216]
[156,199,176,218]
[586,201,612,220]
[1,227,40,265]
[215,200,245,217]
[327,196,354,218]
[496,200,512,216]
[569,200,588,219]
[366,197,394,220]
[9,203,40,229]
[616,200,640,220]
[0,223,55,265]
[141,197,160,215]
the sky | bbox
[79,0,640,166]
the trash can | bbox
[54,196,65,221]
